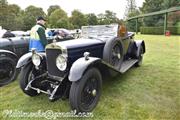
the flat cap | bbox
[36,16,46,21]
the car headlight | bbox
[32,53,41,66]
[56,54,67,71]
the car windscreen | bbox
[81,24,118,39]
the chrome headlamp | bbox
[56,54,67,71]
[32,49,41,67]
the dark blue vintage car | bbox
[0,35,74,86]
[0,37,29,86]
[17,24,145,112]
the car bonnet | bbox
[54,38,105,49]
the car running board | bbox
[119,59,138,73]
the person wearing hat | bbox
[29,16,47,51]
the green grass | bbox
[0,35,180,120]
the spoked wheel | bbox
[111,44,122,69]
[0,57,18,86]
[69,67,102,112]
[135,46,144,67]
[19,63,38,96]
[81,78,99,109]
[103,38,123,70]
[103,38,124,76]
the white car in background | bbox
[11,31,30,37]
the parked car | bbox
[11,31,30,37]
[46,28,74,40]
[2,30,16,38]
[0,37,29,86]
[17,24,145,112]
[0,35,74,86]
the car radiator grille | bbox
[46,49,66,77]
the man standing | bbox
[29,16,47,51]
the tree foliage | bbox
[140,0,180,27]
[0,0,7,5]
[86,13,98,25]
[161,0,180,10]
[98,10,120,25]
[47,5,60,16]
[0,1,24,30]
[125,0,140,31]
[124,0,138,19]
[69,10,88,29]
[0,2,122,30]
[23,6,46,30]
[48,8,69,28]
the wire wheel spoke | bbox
[0,62,14,81]
[111,44,121,66]
[81,77,98,107]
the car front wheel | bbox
[19,63,38,96]
[69,67,102,112]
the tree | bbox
[0,0,8,29]
[8,4,21,16]
[23,6,46,30]
[47,5,60,16]
[126,9,141,32]
[97,11,119,25]
[7,4,25,30]
[104,10,119,23]
[97,13,106,25]
[124,0,141,32]
[168,11,180,26]
[86,13,98,25]
[124,0,137,19]
[140,0,163,13]
[140,0,164,26]
[69,10,88,29]
[0,0,7,5]
[161,0,180,10]
[56,18,70,28]
[0,2,24,30]
[48,8,69,28]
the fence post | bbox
[164,12,167,35]
[136,18,138,34]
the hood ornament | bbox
[84,52,90,60]
[52,39,57,48]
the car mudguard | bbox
[68,57,101,82]
[16,52,46,68]
[134,40,146,57]
[16,52,32,68]
[0,49,18,61]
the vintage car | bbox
[0,37,29,86]
[0,36,74,86]
[11,31,30,37]
[17,24,145,112]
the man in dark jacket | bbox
[29,16,47,51]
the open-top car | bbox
[17,24,145,112]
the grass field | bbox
[0,35,180,120]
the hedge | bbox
[140,26,180,35]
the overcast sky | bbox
[8,0,145,19]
